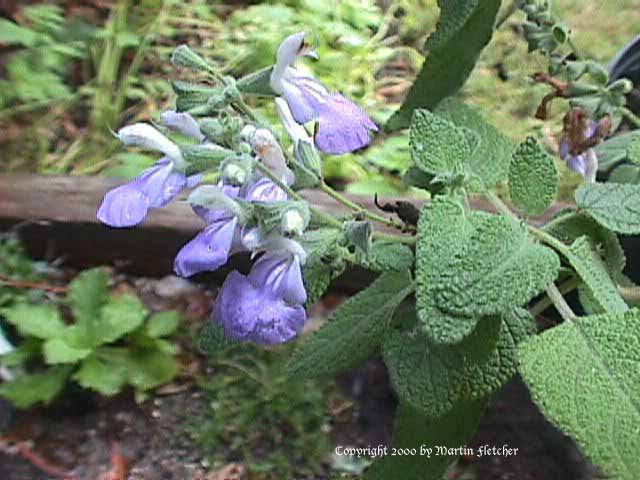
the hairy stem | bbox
[529,276,579,317]
[545,283,577,321]
[621,107,640,128]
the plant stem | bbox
[319,182,404,229]
[373,231,416,246]
[545,283,577,321]
[529,276,579,317]
[617,284,640,303]
[621,107,640,128]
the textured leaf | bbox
[236,66,276,97]
[609,163,640,184]
[564,237,628,314]
[576,183,640,234]
[0,366,72,408]
[146,311,181,338]
[384,310,533,417]
[544,211,626,276]
[95,294,147,345]
[2,303,65,339]
[435,97,515,189]
[287,271,413,380]
[73,354,128,396]
[356,242,415,272]
[68,268,110,323]
[198,322,236,354]
[628,136,640,166]
[365,399,486,480]
[416,198,559,344]
[125,349,179,392]
[43,337,91,364]
[409,109,470,176]
[508,137,559,216]
[595,130,640,171]
[424,0,480,51]
[520,309,640,479]
[386,0,501,131]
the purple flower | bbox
[270,32,378,155]
[174,184,241,277]
[214,271,306,344]
[160,110,205,141]
[559,120,598,183]
[249,249,307,305]
[98,158,200,227]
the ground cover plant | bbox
[84,0,640,478]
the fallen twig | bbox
[0,274,68,294]
[0,436,79,480]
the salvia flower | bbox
[160,110,205,141]
[269,32,378,155]
[559,114,600,183]
[97,123,201,227]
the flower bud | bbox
[171,45,215,73]
[221,155,253,186]
[199,119,225,142]
[609,78,634,94]
[181,144,235,174]
[281,209,307,237]
[343,220,373,253]
[254,201,310,237]
[188,185,243,217]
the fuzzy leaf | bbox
[424,0,480,51]
[299,228,344,306]
[2,303,65,339]
[386,0,501,131]
[508,137,559,216]
[564,237,628,314]
[287,271,413,380]
[146,311,181,338]
[435,97,515,189]
[576,183,640,234]
[356,242,415,272]
[237,66,276,96]
[0,366,72,408]
[198,322,235,354]
[384,310,534,417]
[409,109,470,176]
[365,399,486,480]
[519,309,640,479]
[73,354,128,396]
[595,130,640,171]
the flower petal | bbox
[117,123,183,162]
[160,110,204,141]
[97,184,149,227]
[567,154,587,176]
[244,177,288,202]
[174,217,238,277]
[214,271,306,344]
[248,251,307,305]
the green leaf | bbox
[146,311,181,338]
[72,353,128,396]
[125,349,179,392]
[563,237,628,314]
[43,337,91,364]
[609,163,640,184]
[508,137,559,216]
[287,271,413,380]
[95,294,147,345]
[409,109,470,176]
[576,183,640,234]
[386,0,501,131]
[424,0,480,51]
[519,309,640,480]
[384,310,534,417]
[365,399,486,480]
[595,130,640,171]
[2,303,65,339]
[435,97,516,190]
[0,19,39,46]
[68,268,110,323]
[198,322,235,355]
[0,366,72,408]
[628,136,640,167]
[355,242,415,272]
[416,198,559,344]
[236,66,276,96]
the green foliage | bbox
[192,346,333,478]
[355,242,415,272]
[435,97,515,190]
[416,197,559,344]
[410,110,471,176]
[595,130,640,172]
[576,183,640,234]
[365,399,486,480]
[384,309,534,418]
[519,309,640,480]
[0,268,182,407]
[424,0,480,52]
[508,137,559,216]
[287,271,413,380]
[386,0,501,131]
[299,228,345,306]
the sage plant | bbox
[98,3,640,477]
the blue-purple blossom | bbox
[98,157,200,227]
[559,120,598,183]
[160,110,205,141]
[248,247,307,305]
[270,32,378,155]
[214,271,306,345]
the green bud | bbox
[199,119,225,142]
[552,22,570,45]
[565,61,587,80]
[221,155,253,186]
[182,144,235,174]
[255,201,310,237]
[609,78,634,94]
[239,142,253,155]
[343,220,373,253]
[171,45,215,73]
[236,66,277,97]
[188,185,243,217]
